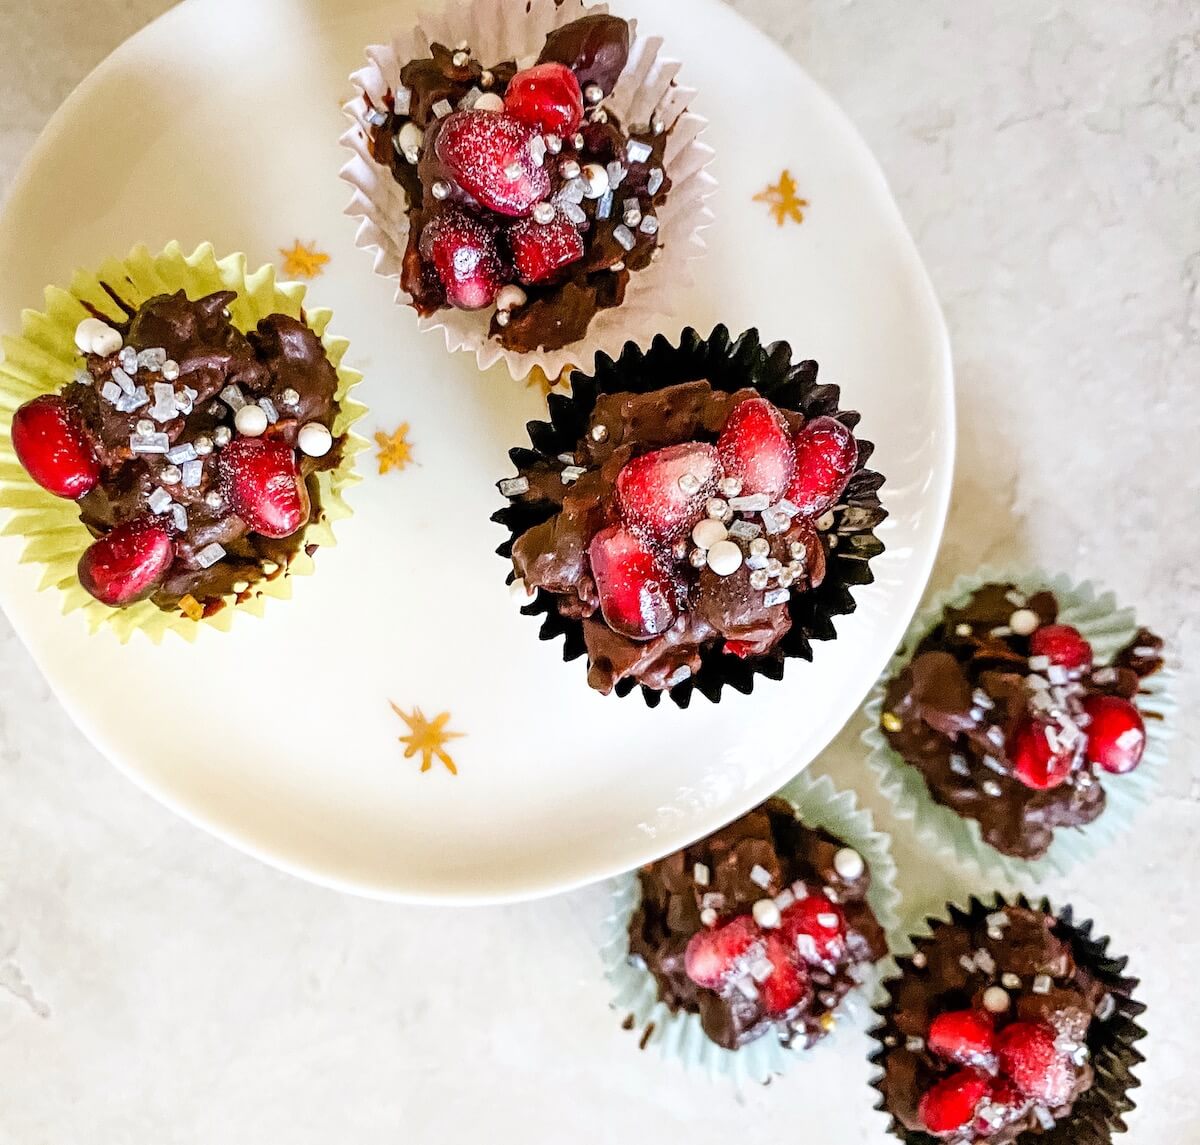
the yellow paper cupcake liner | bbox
[0,241,369,642]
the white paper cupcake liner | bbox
[340,0,716,381]
[862,567,1175,882]
[599,771,904,1086]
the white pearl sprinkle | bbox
[752,899,782,929]
[580,163,610,199]
[473,92,505,113]
[691,519,728,551]
[983,986,1011,1014]
[495,284,528,312]
[298,422,333,458]
[74,317,123,357]
[1009,608,1041,636]
[234,404,269,437]
[833,847,865,881]
[397,121,424,161]
[706,540,743,577]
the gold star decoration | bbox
[279,240,331,279]
[526,366,571,400]
[754,170,809,226]
[375,423,413,475]
[391,704,464,775]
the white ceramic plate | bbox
[0,0,953,903]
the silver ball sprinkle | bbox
[749,569,770,591]
[532,202,557,224]
[590,424,609,444]
[136,418,155,435]
[689,548,708,569]
[480,69,495,89]
[213,426,232,447]
[452,50,470,68]
[205,491,224,510]
[280,388,300,408]
[559,159,581,180]
[160,465,181,485]
[584,83,604,104]
[193,436,213,456]
[431,180,452,201]
[705,497,728,520]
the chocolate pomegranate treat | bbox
[11,295,345,615]
[362,13,675,353]
[493,327,887,706]
[879,582,1164,860]
[872,897,1144,1144]
[629,798,888,1052]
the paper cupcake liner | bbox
[0,241,369,642]
[869,893,1146,1144]
[600,771,905,1086]
[492,325,888,708]
[862,566,1175,881]
[340,0,717,381]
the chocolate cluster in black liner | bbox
[492,327,887,708]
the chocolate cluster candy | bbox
[11,293,344,614]
[364,14,673,352]
[628,799,887,1051]
[880,583,1164,859]
[874,901,1139,1143]
[500,377,873,695]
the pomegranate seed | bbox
[508,210,585,284]
[716,397,795,501]
[974,1078,1032,1137]
[759,932,811,1015]
[1008,718,1076,790]
[503,63,584,136]
[219,437,310,540]
[419,208,505,310]
[918,1069,991,1136]
[1030,624,1093,670]
[615,441,720,542]
[1082,694,1146,774]
[588,524,680,640]
[996,1021,1075,1106]
[683,915,761,989]
[780,892,847,969]
[77,519,175,607]
[434,110,552,217]
[785,416,858,517]
[928,1010,997,1069]
[11,394,100,499]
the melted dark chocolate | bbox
[71,291,344,614]
[629,799,887,1051]
[881,583,1163,859]
[367,14,674,353]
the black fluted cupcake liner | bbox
[869,893,1145,1145]
[491,325,888,708]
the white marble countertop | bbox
[0,1,1196,1140]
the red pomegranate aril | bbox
[11,394,100,499]
[684,915,761,989]
[1008,718,1076,790]
[780,893,847,969]
[716,397,795,501]
[975,1078,1031,1137]
[928,1010,997,1069]
[77,519,175,607]
[419,208,504,310]
[785,416,858,517]
[509,210,585,285]
[504,62,585,136]
[434,110,552,217]
[1030,624,1093,671]
[996,1021,1075,1106]
[918,1069,991,1137]
[1082,694,1146,775]
[615,441,720,542]
[219,437,310,540]
[760,932,810,1015]
[588,524,679,641]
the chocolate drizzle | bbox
[492,326,887,707]
[629,799,887,1052]
[881,583,1164,859]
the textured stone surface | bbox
[0,0,1196,1140]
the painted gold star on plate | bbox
[391,704,464,775]
[279,240,331,279]
[754,170,809,227]
[526,366,571,400]
[376,423,413,475]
